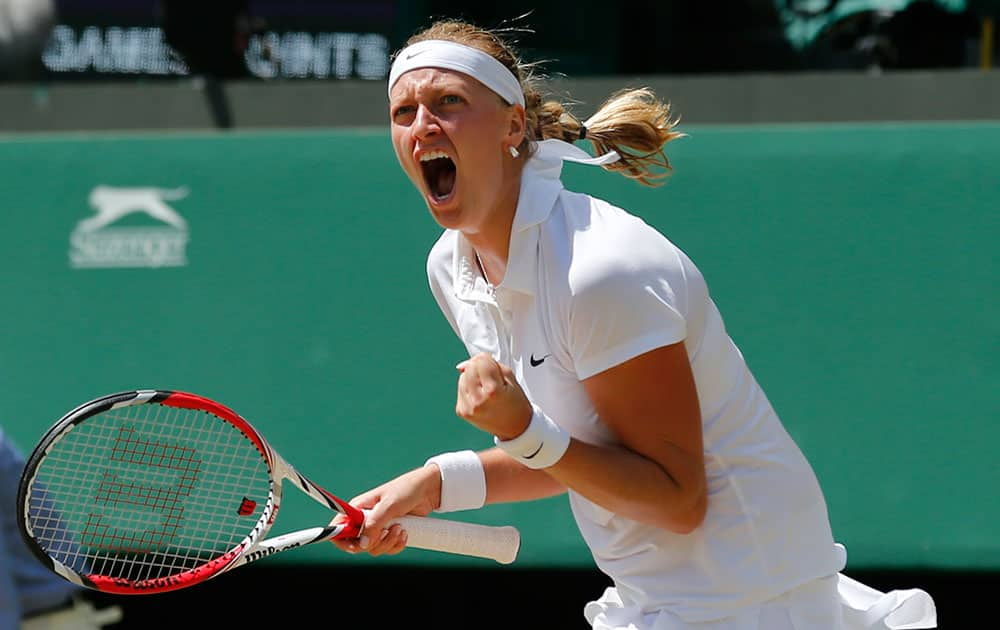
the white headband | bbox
[388,40,525,107]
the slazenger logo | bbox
[69,185,190,269]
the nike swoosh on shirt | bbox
[529,353,551,367]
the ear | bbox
[506,104,526,147]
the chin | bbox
[423,189,463,228]
[427,205,464,231]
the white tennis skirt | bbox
[584,573,937,630]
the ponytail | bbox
[527,87,684,187]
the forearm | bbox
[480,447,566,504]
[545,438,706,534]
[422,447,564,513]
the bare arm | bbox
[480,446,566,504]
[328,443,564,558]
[457,343,707,534]
[548,341,707,533]
[336,342,705,559]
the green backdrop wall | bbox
[1,122,996,571]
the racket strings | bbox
[25,401,273,585]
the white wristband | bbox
[424,450,487,513]
[494,405,571,469]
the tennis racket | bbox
[16,389,520,595]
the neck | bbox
[466,172,520,286]
[471,238,508,288]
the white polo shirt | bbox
[426,148,845,622]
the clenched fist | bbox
[455,352,533,440]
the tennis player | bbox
[333,18,937,630]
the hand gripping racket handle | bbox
[391,516,521,565]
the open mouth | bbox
[420,152,457,202]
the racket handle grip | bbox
[391,515,521,565]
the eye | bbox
[441,94,463,105]
[392,104,416,121]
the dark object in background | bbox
[619,0,803,74]
[159,0,268,129]
[804,1,980,70]
[160,0,264,79]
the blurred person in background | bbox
[160,0,263,79]
[784,0,981,70]
[1,427,122,629]
[159,0,267,129]
[0,0,55,81]
[332,16,938,630]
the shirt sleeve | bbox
[566,232,689,380]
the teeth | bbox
[419,150,451,162]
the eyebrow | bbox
[391,71,474,96]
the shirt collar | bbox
[451,167,561,301]
[452,139,619,300]
[453,236,493,301]
[500,166,562,295]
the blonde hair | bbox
[401,19,685,187]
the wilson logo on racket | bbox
[81,427,201,553]
[237,497,257,516]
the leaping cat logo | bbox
[77,186,189,232]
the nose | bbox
[412,104,441,141]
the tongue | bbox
[433,168,456,199]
